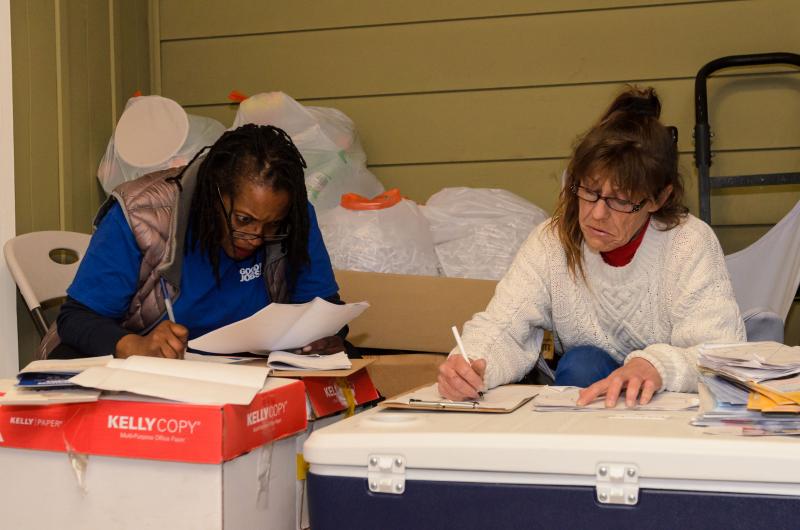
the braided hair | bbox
[186,124,309,287]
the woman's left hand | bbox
[300,335,345,355]
[576,357,662,407]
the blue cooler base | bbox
[308,473,800,530]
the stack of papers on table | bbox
[16,356,113,389]
[70,356,270,405]
[531,386,699,412]
[0,356,113,406]
[266,351,351,371]
[693,342,800,436]
[184,350,353,371]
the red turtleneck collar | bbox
[600,217,649,267]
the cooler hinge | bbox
[595,462,639,505]
[367,454,406,495]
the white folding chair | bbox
[3,231,91,337]
[724,199,800,342]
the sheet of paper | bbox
[532,386,699,411]
[383,383,540,411]
[267,350,351,371]
[70,356,270,405]
[187,297,369,354]
[0,386,101,406]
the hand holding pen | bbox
[436,325,486,401]
[114,278,189,359]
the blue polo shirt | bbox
[67,201,338,340]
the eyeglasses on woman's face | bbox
[216,185,290,243]
[571,184,648,214]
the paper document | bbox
[70,356,270,405]
[381,383,539,413]
[188,297,369,354]
[266,351,351,371]
[532,386,699,411]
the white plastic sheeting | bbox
[725,199,800,323]
[231,92,384,211]
[422,187,549,280]
[319,193,440,276]
[97,95,225,194]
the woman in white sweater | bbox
[438,86,745,407]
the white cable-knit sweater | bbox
[459,214,745,392]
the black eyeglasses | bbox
[216,186,290,243]
[571,184,648,214]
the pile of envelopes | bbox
[694,342,800,436]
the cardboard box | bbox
[336,270,555,397]
[265,360,381,420]
[336,270,498,352]
[0,378,309,529]
[363,352,446,399]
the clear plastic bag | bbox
[231,92,384,211]
[319,189,441,276]
[97,95,225,194]
[421,187,549,280]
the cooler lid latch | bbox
[367,454,406,495]
[595,462,639,505]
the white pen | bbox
[160,277,177,323]
[451,325,484,398]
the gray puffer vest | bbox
[38,157,289,358]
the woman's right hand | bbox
[437,355,487,400]
[115,321,189,359]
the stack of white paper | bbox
[694,342,800,436]
[698,342,800,383]
[70,356,270,405]
[0,386,101,406]
[0,356,113,406]
[188,297,369,354]
[266,351,351,371]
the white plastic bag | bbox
[422,187,549,280]
[231,92,384,211]
[97,95,225,194]
[319,189,441,276]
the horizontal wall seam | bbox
[365,146,800,169]
[178,69,800,107]
[160,0,736,42]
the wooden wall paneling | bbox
[113,0,151,118]
[159,0,718,40]
[160,1,800,105]
[184,77,800,166]
[60,0,112,233]
[10,0,61,234]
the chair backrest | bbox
[3,230,91,336]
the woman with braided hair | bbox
[47,124,344,359]
[438,86,745,407]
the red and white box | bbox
[0,377,308,530]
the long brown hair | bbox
[550,86,688,279]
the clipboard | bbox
[380,383,539,413]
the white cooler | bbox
[303,395,800,529]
